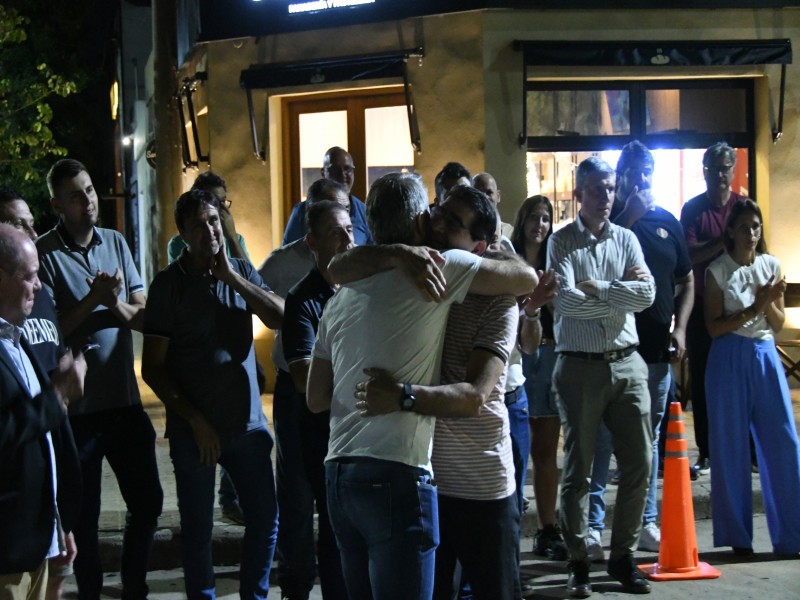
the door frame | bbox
[281,86,407,228]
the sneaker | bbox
[586,528,605,562]
[566,560,592,598]
[533,524,569,561]
[607,553,651,594]
[692,457,710,476]
[638,522,661,552]
[221,502,246,525]
[689,465,699,481]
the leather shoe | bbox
[607,554,651,594]
[566,560,592,598]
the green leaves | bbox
[0,4,78,215]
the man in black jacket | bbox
[0,224,84,600]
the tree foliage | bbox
[0,4,78,216]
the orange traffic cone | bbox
[639,402,721,581]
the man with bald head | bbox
[0,189,76,600]
[0,223,85,600]
[282,147,372,246]
[473,172,513,240]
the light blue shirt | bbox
[0,317,59,558]
[547,215,655,353]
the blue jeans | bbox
[523,345,559,418]
[169,424,278,600]
[69,405,163,600]
[433,493,520,600]
[505,386,531,514]
[272,369,316,597]
[325,458,438,600]
[588,363,670,530]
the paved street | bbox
[64,513,798,599]
[62,337,799,598]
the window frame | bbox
[524,78,755,189]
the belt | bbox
[540,338,555,346]
[504,386,524,406]
[560,345,638,363]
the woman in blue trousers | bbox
[704,199,800,557]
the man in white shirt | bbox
[307,173,537,600]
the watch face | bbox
[402,396,414,410]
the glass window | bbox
[646,88,747,134]
[365,105,415,187]
[526,90,630,137]
[298,110,347,200]
[527,147,749,226]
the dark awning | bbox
[513,39,792,144]
[239,49,422,90]
[513,39,792,67]
[239,48,424,159]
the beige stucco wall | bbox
[196,11,486,268]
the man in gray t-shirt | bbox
[36,159,163,600]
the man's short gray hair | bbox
[576,156,615,189]
[703,141,737,168]
[366,173,428,244]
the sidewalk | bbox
[92,356,799,572]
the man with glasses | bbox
[680,142,746,477]
[282,147,373,246]
[167,171,251,264]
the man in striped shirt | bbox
[548,157,655,598]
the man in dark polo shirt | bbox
[142,189,284,600]
[259,179,348,600]
[36,159,163,600]
[281,200,354,599]
[587,141,694,560]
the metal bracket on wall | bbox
[245,88,268,162]
[175,72,209,169]
[772,63,786,143]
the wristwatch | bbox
[400,382,416,412]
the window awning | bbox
[239,48,424,159]
[513,39,792,144]
[513,39,792,67]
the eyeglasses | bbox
[431,203,469,232]
[703,164,734,175]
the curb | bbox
[96,478,762,572]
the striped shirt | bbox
[432,294,518,500]
[547,215,655,353]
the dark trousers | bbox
[296,397,347,600]
[69,405,163,600]
[686,302,711,459]
[434,493,520,600]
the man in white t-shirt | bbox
[307,173,537,600]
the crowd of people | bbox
[1,140,799,600]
